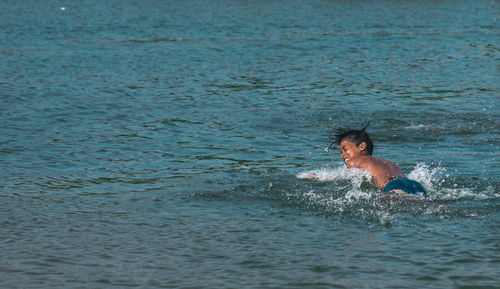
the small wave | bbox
[123,37,185,43]
[403,124,443,131]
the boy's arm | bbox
[304,172,319,180]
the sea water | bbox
[1,0,499,288]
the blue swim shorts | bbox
[383,178,426,196]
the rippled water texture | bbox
[1,0,499,288]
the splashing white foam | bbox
[407,163,445,192]
[404,163,497,200]
[299,163,498,202]
[293,163,497,225]
[297,166,376,203]
[297,166,372,186]
[297,165,382,203]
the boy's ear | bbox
[358,142,367,151]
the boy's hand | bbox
[305,172,319,180]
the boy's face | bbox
[338,138,367,167]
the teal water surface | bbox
[1,0,499,288]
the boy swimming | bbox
[309,124,426,196]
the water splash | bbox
[297,162,498,201]
[297,166,372,186]
[407,163,499,200]
[292,163,499,225]
[407,163,445,193]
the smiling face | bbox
[339,138,368,167]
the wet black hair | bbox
[328,122,373,155]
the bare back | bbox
[350,156,405,189]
